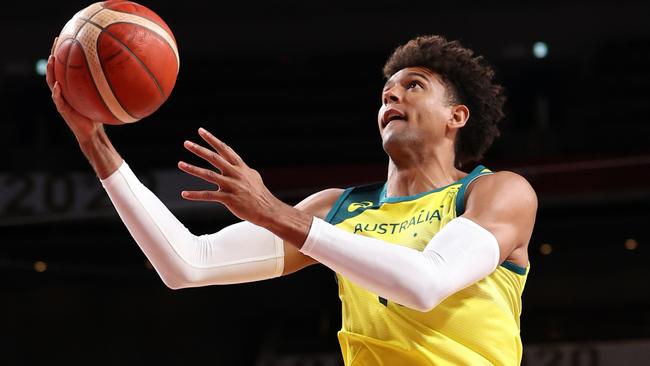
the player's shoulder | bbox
[467,170,537,207]
[294,188,345,219]
[306,188,346,203]
[480,170,534,190]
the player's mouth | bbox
[382,108,408,127]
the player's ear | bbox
[448,104,469,130]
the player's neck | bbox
[385,154,464,198]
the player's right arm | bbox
[46,40,340,286]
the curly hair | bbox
[383,35,506,167]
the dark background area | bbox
[1,1,649,365]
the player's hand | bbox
[46,37,102,143]
[178,128,284,225]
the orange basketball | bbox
[52,1,179,124]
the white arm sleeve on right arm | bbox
[100,161,284,289]
[300,217,499,311]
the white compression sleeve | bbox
[300,217,500,312]
[100,161,284,289]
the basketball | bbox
[52,1,179,124]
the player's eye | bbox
[407,80,422,90]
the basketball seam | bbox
[83,17,166,119]
[97,30,165,119]
[63,39,75,104]
[76,17,133,122]
[73,38,121,123]
[84,9,179,71]
[101,5,172,37]
[63,15,91,92]
[65,4,105,72]
[89,5,107,19]
[102,22,168,99]
[81,17,171,98]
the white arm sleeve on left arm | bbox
[300,217,500,311]
[101,162,284,289]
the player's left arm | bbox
[461,171,537,265]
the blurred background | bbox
[1,0,649,365]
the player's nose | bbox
[382,87,402,105]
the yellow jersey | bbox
[325,165,529,365]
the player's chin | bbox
[381,130,414,152]
[379,122,396,138]
[381,121,409,138]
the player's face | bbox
[378,67,456,155]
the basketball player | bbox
[47,35,536,365]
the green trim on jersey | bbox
[454,167,494,215]
[326,182,386,226]
[324,187,354,223]
[326,165,492,226]
[500,261,528,276]
[380,165,487,204]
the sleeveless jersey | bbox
[325,165,529,365]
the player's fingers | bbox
[51,37,58,56]
[52,82,72,117]
[198,128,243,166]
[52,82,69,115]
[178,161,232,188]
[46,56,56,91]
[180,190,228,203]
[183,140,235,176]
